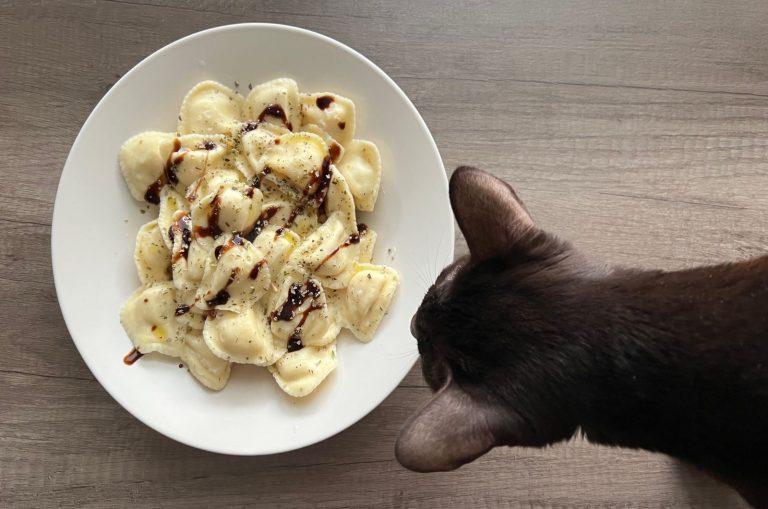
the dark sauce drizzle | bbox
[242,121,260,134]
[205,268,239,307]
[249,259,267,280]
[170,212,192,263]
[245,166,272,200]
[175,304,191,316]
[308,156,334,206]
[144,178,165,205]
[193,194,223,238]
[243,205,280,242]
[215,234,245,260]
[328,143,342,163]
[316,95,334,110]
[206,289,230,307]
[287,303,323,352]
[287,333,303,353]
[316,223,369,268]
[258,104,293,131]
[272,281,323,353]
[249,166,271,190]
[271,281,321,321]
[163,138,185,185]
[123,347,144,365]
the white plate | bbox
[52,23,453,455]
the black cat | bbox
[396,166,768,508]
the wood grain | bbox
[1,0,765,507]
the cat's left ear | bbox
[395,382,520,472]
[450,166,535,262]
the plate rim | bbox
[51,22,453,455]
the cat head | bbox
[396,167,599,472]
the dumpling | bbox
[191,182,262,239]
[196,234,271,313]
[181,331,231,390]
[334,264,400,342]
[219,184,263,234]
[158,187,187,250]
[250,223,300,277]
[336,140,381,212]
[186,168,243,204]
[134,220,171,285]
[244,78,300,131]
[285,212,357,275]
[301,123,345,164]
[269,278,340,347]
[203,304,285,365]
[178,81,243,135]
[300,92,355,147]
[323,166,356,226]
[119,131,175,203]
[120,282,186,357]
[121,284,230,390]
[316,225,377,290]
[264,132,328,189]
[166,134,229,189]
[268,343,337,397]
[239,124,281,179]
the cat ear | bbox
[450,166,534,261]
[395,382,519,472]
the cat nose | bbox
[410,315,417,338]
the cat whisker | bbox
[432,227,453,281]
[414,270,430,293]
[383,350,420,360]
[406,257,433,293]
[431,228,448,281]
[420,252,437,287]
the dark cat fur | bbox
[396,166,768,508]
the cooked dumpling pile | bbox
[118,79,399,396]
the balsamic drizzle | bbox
[271,281,324,353]
[170,212,192,263]
[316,95,334,110]
[123,347,144,365]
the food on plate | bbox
[119,78,399,396]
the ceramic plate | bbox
[52,23,453,455]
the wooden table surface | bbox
[2,1,767,507]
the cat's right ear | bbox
[449,166,534,262]
[395,382,522,472]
